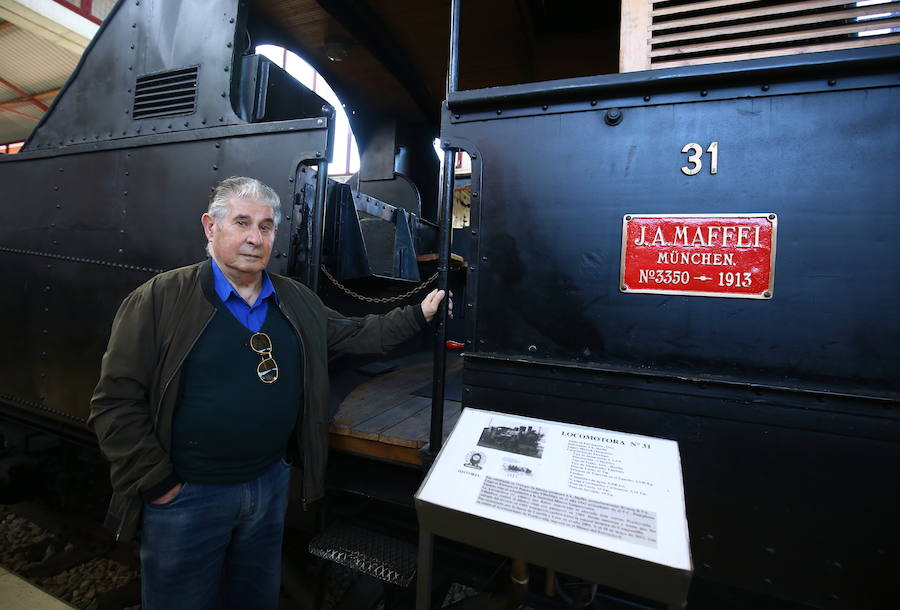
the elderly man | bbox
[90,176,447,610]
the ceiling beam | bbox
[0,1,97,55]
[0,106,39,121]
[0,77,49,111]
[0,87,59,110]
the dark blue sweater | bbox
[172,300,303,484]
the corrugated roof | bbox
[0,21,81,143]
[0,22,80,99]
[0,106,39,144]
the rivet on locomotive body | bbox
[764,291,772,298]
[454,113,460,119]
[625,215,632,221]
[541,105,548,111]
[643,96,650,102]
[700,90,708,96]
[828,79,836,86]
[471,192,478,198]
[762,84,770,91]
[221,92,227,98]
[470,153,477,159]
[528,345,537,353]
[496,109,502,115]
[768,214,776,220]
[604,108,623,125]
[213,165,218,171]
[590,100,597,106]
[224,66,229,72]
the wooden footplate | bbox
[329,357,463,466]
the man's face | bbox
[202,197,276,279]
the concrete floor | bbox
[0,567,76,610]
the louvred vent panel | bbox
[132,66,199,120]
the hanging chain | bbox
[321,266,440,304]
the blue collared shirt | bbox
[211,258,278,332]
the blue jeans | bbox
[140,459,292,610]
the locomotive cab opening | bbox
[240,39,471,470]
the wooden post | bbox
[620,0,652,73]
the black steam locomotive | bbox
[1,1,897,608]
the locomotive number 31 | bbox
[681,141,718,176]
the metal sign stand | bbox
[414,408,693,610]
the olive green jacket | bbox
[89,259,425,541]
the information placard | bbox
[416,408,691,571]
[620,213,777,299]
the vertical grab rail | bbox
[308,159,329,293]
[419,4,460,608]
[428,0,461,456]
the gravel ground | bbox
[0,503,140,609]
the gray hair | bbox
[207,176,282,229]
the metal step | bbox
[308,522,417,587]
